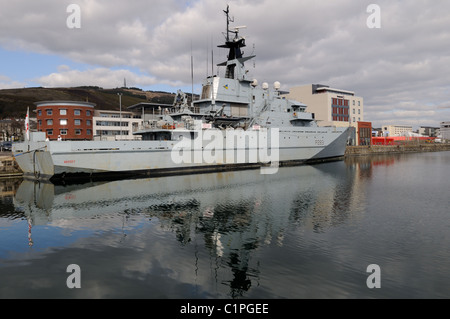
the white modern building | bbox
[419,126,440,137]
[285,84,364,128]
[440,121,450,140]
[382,125,413,137]
[93,110,142,141]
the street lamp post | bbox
[117,93,122,139]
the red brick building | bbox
[357,121,372,146]
[36,101,95,140]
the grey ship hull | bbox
[13,127,349,182]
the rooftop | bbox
[34,100,96,108]
[315,86,355,96]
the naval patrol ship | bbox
[13,6,350,182]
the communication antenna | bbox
[206,36,216,77]
[211,35,214,76]
[191,41,194,104]
[206,37,209,78]
[212,47,214,76]
[223,5,234,41]
[252,43,256,68]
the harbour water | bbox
[0,151,449,299]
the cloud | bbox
[1,0,450,127]
[34,66,165,88]
[0,75,27,89]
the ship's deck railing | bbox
[134,121,191,132]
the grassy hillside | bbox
[0,87,178,119]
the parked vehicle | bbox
[1,141,12,152]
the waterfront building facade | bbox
[419,126,440,137]
[358,121,372,146]
[36,101,95,140]
[382,125,413,137]
[440,122,450,140]
[285,84,364,129]
[1,119,24,142]
[93,110,142,141]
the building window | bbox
[358,101,361,106]
[74,119,81,126]
[353,109,355,114]
[87,129,92,135]
[358,109,361,114]
[46,119,53,125]
[353,100,355,106]
[47,129,53,136]
[60,129,68,135]
[86,120,92,126]
[38,110,42,116]
[60,119,68,126]
[86,110,91,116]
[74,109,81,115]
[331,99,349,122]
[60,109,67,115]
[75,129,82,135]
[46,109,52,115]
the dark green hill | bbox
[0,87,178,119]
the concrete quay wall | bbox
[0,155,23,178]
[345,144,450,157]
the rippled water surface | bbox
[1,151,449,298]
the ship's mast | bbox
[224,5,232,42]
[218,6,251,79]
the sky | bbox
[1,0,450,128]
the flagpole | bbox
[25,107,30,141]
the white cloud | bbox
[35,66,160,88]
[0,75,27,89]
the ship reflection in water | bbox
[10,162,360,298]
[3,152,450,298]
